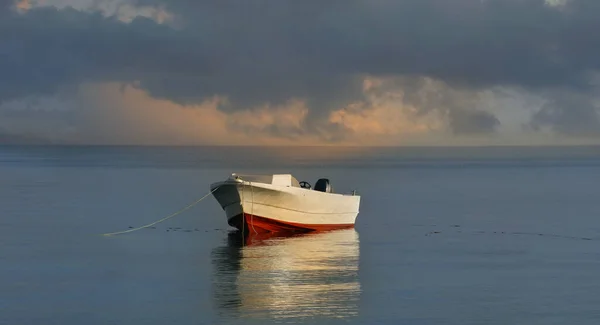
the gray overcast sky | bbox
[2,0,600,145]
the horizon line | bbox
[2,143,600,149]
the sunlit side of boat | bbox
[210,173,360,233]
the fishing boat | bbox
[210,173,360,233]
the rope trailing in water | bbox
[100,187,219,236]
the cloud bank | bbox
[2,0,600,145]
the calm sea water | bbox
[2,145,600,325]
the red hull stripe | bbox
[228,213,355,233]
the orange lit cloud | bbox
[328,104,443,145]
[14,0,32,11]
[112,3,174,24]
[3,79,597,146]
[0,80,491,146]
[68,83,326,146]
[72,80,461,146]
[226,100,308,137]
[11,0,174,24]
[328,77,446,145]
[0,80,452,146]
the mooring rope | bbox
[100,187,219,236]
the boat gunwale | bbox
[210,180,360,198]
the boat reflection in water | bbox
[211,229,361,321]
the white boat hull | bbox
[210,174,360,233]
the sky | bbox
[2,0,600,146]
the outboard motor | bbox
[314,178,332,193]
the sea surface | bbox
[2,145,600,325]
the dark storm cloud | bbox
[3,0,600,137]
[530,92,600,137]
[371,76,500,134]
[0,6,212,102]
[130,0,580,88]
[449,109,500,135]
